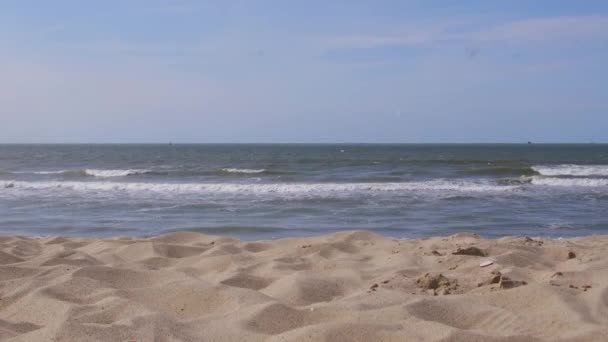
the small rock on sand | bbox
[452,246,487,257]
[416,273,455,295]
[524,237,544,246]
[498,275,527,289]
[568,251,576,259]
[477,271,527,289]
[478,271,502,287]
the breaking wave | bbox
[532,165,608,177]
[84,169,151,177]
[1,180,518,195]
[220,168,266,174]
[529,176,608,187]
[464,166,538,176]
[9,169,151,178]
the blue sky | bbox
[1,1,607,143]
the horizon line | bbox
[0,142,606,145]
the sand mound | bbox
[0,232,607,341]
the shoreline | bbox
[1,230,607,341]
[5,228,602,242]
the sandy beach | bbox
[0,231,606,341]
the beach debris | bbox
[477,271,526,289]
[452,246,487,257]
[479,260,494,267]
[568,251,576,259]
[498,275,527,289]
[478,271,502,287]
[416,273,455,295]
[367,283,379,293]
[301,244,312,249]
[523,237,543,246]
[569,284,592,292]
[551,272,563,278]
[431,250,443,256]
[416,273,449,289]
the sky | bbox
[1,0,607,143]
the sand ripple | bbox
[0,231,607,341]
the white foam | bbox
[1,179,517,195]
[221,168,266,174]
[12,170,67,175]
[84,169,150,177]
[532,165,608,177]
[530,176,608,187]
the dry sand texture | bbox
[0,231,607,341]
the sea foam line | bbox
[1,180,517,194]
[84,169,150,177]
[532,165,608,177]
[10,169,150,177]
[530,176,608,187]
[220,168,266,174]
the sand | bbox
[0,231,607,341]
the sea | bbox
[1,144,607,239]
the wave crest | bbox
[532,165,608,177]
[220,168,266,174]
[530,176,608,187]
[464,166,537,176]
[84,169,150,177]
[1,180,517,195]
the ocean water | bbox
[1,144,607,239]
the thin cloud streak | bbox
[323,15,608,49]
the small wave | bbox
[464,166,538,176]
[32,170,69,175]
[9,169,150,178]
[175,226,283,235]
[497,177,532,186]
[440,195,477,201]
[530,176,608,187]
[84,169,150,177]
[425,159,522,165]
[1,180,518,195]
[11,170,73,175]
[546,223,578,230]
[220,168,266,174]
[532,165,608,177]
